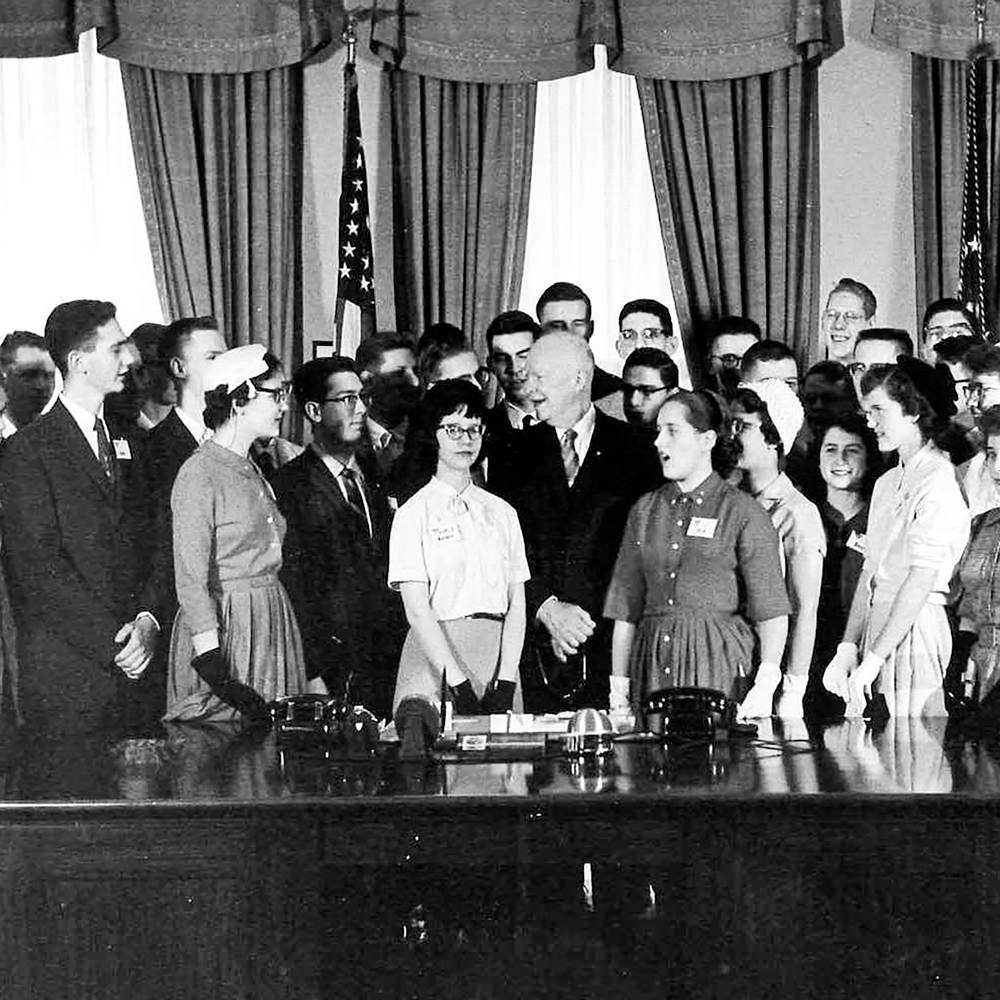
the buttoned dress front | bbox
[863,444,970,717]
[165,441,307,722]
[604,473,788,705]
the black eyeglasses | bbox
[256,385,290,403]
[623,384,670,399]
[710,353,743,369]
[437,423,484,441]
[323,392,363,413]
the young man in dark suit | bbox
[0,300,158,736]
[493,331,662,713]
[273,356,405,719]
[133,316,228,714]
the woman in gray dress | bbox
[165,344,308,724]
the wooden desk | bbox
[1,717,998,998]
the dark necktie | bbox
[522,414,534,429]
[94,417,115,483]
[342,467,371,537]
[561,428,579,486]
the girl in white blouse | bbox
[388,380,529,754]
[824,361,970,718]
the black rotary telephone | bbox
[644,687,750,740]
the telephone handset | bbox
[644,686,752,739]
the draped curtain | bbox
[388,72,535,352]
[121,66,304,372]
[637,63,822,375]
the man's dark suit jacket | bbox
[493,410,662,712]
[137,407,199,628]
[0,400,149,734]
[273,447,405,719]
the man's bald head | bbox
[526,331,593,428]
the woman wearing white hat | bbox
[731,379,826,719]
[165,344,308,723]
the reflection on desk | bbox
[0,715,999,804]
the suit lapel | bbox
[570,414,609,496]
[50,401,118,504]
[307,449,372,538]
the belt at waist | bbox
[870,588,947,607]
[211,572,280,595]
[464,612,505,623]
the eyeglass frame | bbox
[255,384,291,404]
[822,309,868,326]
[437,422,485,441]
[709,353,743,370]
[322,392,365,413]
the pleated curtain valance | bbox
[370,0,844,83]
[873,0,1000,61]
[0,0,337,71]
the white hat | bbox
[739,379,804,454]
[203,344,268,396]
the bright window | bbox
[519,46,687,385]
[0,31,162,336]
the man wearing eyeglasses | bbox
[273,356,403,718]
[704,315,761,395]
[848,328,913,399]
[821,277,876,363]
[621,347,678,431]
[615,298,678,361]
[920,297,982,364]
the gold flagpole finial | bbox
[343,14,358,67]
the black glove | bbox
[192,649,271,726]
[481,679,515,714]
[450,680,481,716]
[945,630,978,716]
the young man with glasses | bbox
[848,328,914,399]
[704,315,761,395]
[920,297,982,364]
[616,298,678,361]
[273,356,404,718]
[621,346,678,431]
[821,277,876,363]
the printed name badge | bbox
[430,524,461,544]
[846,530,866,556]
[687,517,718,539]
[113,439,131,460]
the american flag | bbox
[335,59,376,356]
[959,46,988,333]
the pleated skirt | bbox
[165,576,307,723]
[863,600,949,718]
[393,617,522,716]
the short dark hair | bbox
[817,413,882,500]
[829,278,876,319]
[804,359,851,384]
[0,331,48,373]
[416,323,473,386]
[666,389,735,476]
[355,331,416,375]
[859,363,939,444]
[129,323,168,367]
[292,356,357,412]
[399,380,489,497]
[618,299,673,339]
[203,351,283,431]
[536,282,591,321]
[740,339,796,377]
[857,327,914,357]
[965,343,1000,378]
[977,404,1000,441]
[485,310,541,351]
[922,297,981,339]
[622,346,679,391]
[933,334,982,365]
[732,386,785,460]
[44,300,117,376]
[710,316,762,342]
[158,316,220,365]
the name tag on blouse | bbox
[113,439,131,460]
[687,517,717,539]
[846,531,866,555]
[430,524,462,544]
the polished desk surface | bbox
[1,715,999,810]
